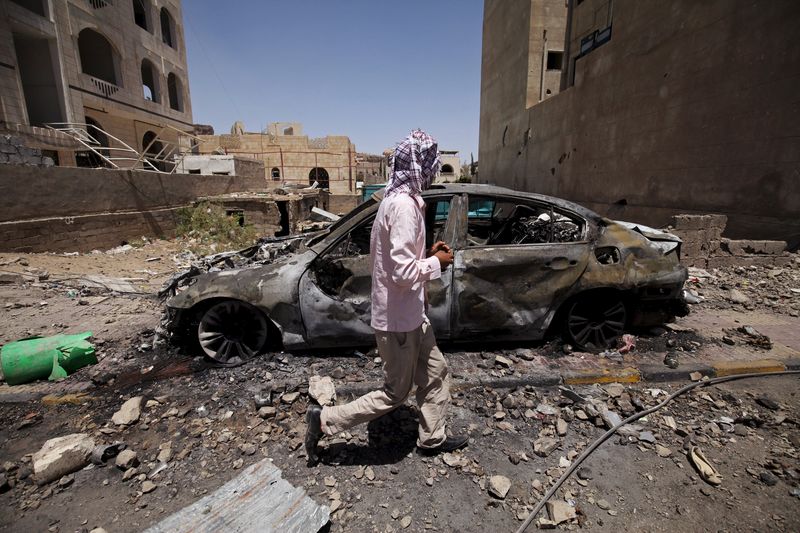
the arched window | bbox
[309,167,329,189]
[141,59,159,102]
[167,72,182,111]
[271,167,281,180]
[78,29,119,86]
[441,164,454,174]
[160,7,176,48]
[132,0,151,31]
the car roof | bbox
[372,183,602,221]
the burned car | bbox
[161,184,688,363]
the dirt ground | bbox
[0,241,798,532]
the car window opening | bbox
[466,197,583,246]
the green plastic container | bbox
[0,332,97,385]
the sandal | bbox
[688,446,722,485]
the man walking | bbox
[305,130,468,463]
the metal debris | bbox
[142,458,329,533]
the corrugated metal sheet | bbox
[143,459,330,533]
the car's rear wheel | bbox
[564,294,627,351]
[197,300,270,364]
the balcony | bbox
[88,75,120,98]
[88,0,112,8]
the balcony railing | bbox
[88,76,120,98]
[88,0,112,8]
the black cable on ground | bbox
[515,370,800,533]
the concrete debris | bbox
[112,396,144,426]
[32,433,95,485]
[533,437,559,457]
[488,475,511,499]
[115,450,139,470]
[546,500,576,524]
[308,375,336,406]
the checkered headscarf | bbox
[384,130,440,198]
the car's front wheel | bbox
[197,300,270,364]
[563,294,627,351]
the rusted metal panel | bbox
[143,459,329,533]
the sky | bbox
[182,0,484,165]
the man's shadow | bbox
[320,405,419,466]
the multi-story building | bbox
[479,0,800,244]
[0,0,193,166]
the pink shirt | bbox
[370,193,442,332]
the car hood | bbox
[612,219,682,254]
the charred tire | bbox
[197,300,270,364]
[563,293,627,351]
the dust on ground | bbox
[0,241,799,532]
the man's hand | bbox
[429,241,453,270]
[428,241,451,257]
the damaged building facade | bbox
[197,122,361,214]
[0,0,193,166]
[479,0,800,247]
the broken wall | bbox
[0,165,266,252]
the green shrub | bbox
[176,202,258,253]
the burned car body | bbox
[161,184,688,362]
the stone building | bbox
[197,122,360,213]
[436,150,461,183]
[354,152,385,186]
[0,0,193,166]
[478,0,800,245]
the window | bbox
[160,7,176,48]
[167,72,183,111]
[441,164,454,174]
[212,171,230,176]
[78,29,120,86]
[10,0,46,16]
[546,50,563,71]
[465,196,584,246]
[188,169,201,174]
[141,59,158,102]
[309,167,329,189]
[271,167,281,180]
[133,0,151,31]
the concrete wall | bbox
[479,0,800,247]
[0,165,267,252]
[175,154,265,180]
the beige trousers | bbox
[320,318,450,448]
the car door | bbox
[451,194,591,340]
[297,193,459,348]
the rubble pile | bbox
[684,257,800,317]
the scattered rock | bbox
[308,376,337,406]
[536,403,558,416]
[759,472,779,486]
[400,516,412,529]
[281,392,300,404]
[556,418,568,437]
[365,466,375,481]
[32,433,95,485]
[604,383,625,398]
[115,450,139,470]
[655,445,672,457]
[112,396,144,426]
[533,437,559,457]
[488,475,511,499]
[726,289,750,304]
[157,442,173,463]
[324,476,337,487]
[689,372,703,381]
[122,468,138,481]
[141,480,157,493]
[546,500,576,524]
[756,396,780,411]
[596,499,611,511]
[495,355,513,368]
[576,467,592,480]
[258,406,277,418]
[638,431,656,444]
